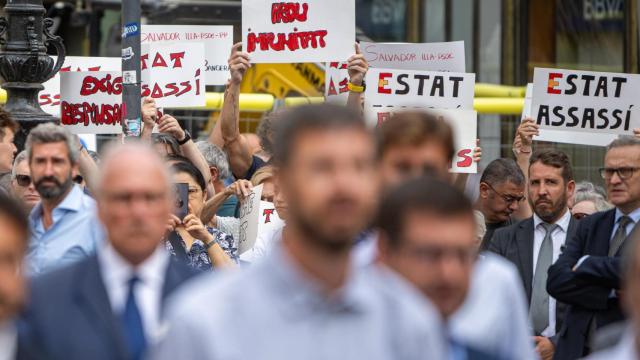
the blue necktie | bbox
[121,276,146,360]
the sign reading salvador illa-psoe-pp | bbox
[532,68,640,135]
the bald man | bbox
[18,142,198,360]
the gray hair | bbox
[195,141,231,181]
[480,158,525,187]
[25,123,79,164]
[607,136,640,151]
[11,151,28,179]
[574,191,613,212]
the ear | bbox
[566,180,576,199]
[209,167,219,182]
[479,182,490,199]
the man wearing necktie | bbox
[489,149,578,360]
[17,143,197,360]
[548,137,640,360]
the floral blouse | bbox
[165,226,239,271]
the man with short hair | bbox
[477,158,527,249]
[10,151,40,212]
[0,194,29,360]
[153,104,446,360]
[378,176,501,360]
[0,109,18,177]
[18,143,197,360]
[548,137,640,359]
[194,141,237,217]
[25,123,104,275]
[489,149,577,360]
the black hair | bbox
[171,161,206,192]
[480,158,525,187]
[377,176,474,247]
[272,104,366,167]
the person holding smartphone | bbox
[165,160,237,271]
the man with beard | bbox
[489,149,577,360]
[151,104,446,360]
[17,143,197,360]
[25,124,104,275]
[548,137,640,359]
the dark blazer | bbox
[488,216,577,342]
[16,254,198,360]
[547,209,627,360]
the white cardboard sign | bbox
[522,83,616,147]
[360,41,466,72]
[369,108,478,173]
[141,42,206,108]
[238,184,264,255]
[142,25,233,85]
[40,56,121,116]
[242,0,355,63]
[60,71,123,134]
[364,68,475,126]
[532,67,640,135]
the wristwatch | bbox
[177,130,191,145]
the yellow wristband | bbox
[348,82,365,93]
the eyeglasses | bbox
[599,167,640,180]
[485,183,525,204]
[15,174,32,187]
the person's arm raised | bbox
[140,97,157,141]
[512,118,538,220]
[212,43,255,179]
[346,43,368,112]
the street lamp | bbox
[0,0,66,149]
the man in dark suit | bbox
[547,137,640,359]
[490,149,576,360]
[17,143,198,360]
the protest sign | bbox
[242,0,355,63]
[364,68,475,126]
[532,68,640,135]
[238,184,264,255]
[371,108,478,173]
[258,200,284,233]
[40,56,121,116]
[324,62,349,104]
[142,25,233,85]
[60,71,123,134]
[360,41,465,72]
[141,42,206,108]
[522,83,616,147]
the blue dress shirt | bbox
[27,185,105,276]
[152,243,446,360]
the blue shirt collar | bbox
[615,207,640,224]
[30,185,85,222]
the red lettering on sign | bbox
[456,149,473,168]
[378,72,392,94]
[246,30,328,53]
[547,73,563,94]
[60,101,123,127]
[263,208,275,223]
[80,74,123,96]
[271,2,309,24]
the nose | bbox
[509,200,520,212]
[43,161,55,177]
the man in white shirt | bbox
[17,143,197,360]
[0,194,28,360]
[489,149,577,360]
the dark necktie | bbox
[121,276,146,360]
[530,223,557,335]
[609,216,633,257]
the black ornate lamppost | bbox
[0,0,65,149]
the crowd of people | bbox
[1,43,640,360]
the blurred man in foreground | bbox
[152,104,446,360]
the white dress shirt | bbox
[532,209,571,338]
[0,321,16,360]
[97,244,170,343]
[450,252,538,360]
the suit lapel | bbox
[596,210,617,256]
[160,259,193,311]
[516,218,535,303]
[73,256,128,359]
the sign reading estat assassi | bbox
[532,68,640,135]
